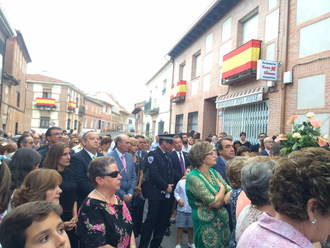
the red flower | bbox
[287,115,298,125]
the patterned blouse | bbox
[237,213,314,248]
[77,196,133,248]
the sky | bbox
[0,0,215,111]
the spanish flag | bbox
[68,101,77,110]
[222,40,261,80]
[36,98,56,106]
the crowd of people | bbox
[0,127,329,248]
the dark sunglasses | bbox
[103,168,124,178]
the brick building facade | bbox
[168,0,330,142]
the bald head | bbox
[263,137,274,151]
[115,135,130,153]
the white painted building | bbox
[143,61,173,138]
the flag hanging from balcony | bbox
[222,39,261,83]
[68,101,77,110]
[171,80,187,103]
[36,98,56,107]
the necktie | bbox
[179,152,185,175]
[121,154,127,172]
[92,154,97,160]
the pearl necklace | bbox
[94,189,115,204]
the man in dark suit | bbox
[213,137,235,184]
[251,132,267,153]
[69,131,102,206]
[37,127,63,167]
[259,136,273,156]
[107,134,137,205]
[214,136,235,231]
[169,135,191,186]
[139,134,175,248]
[132,135,148,237]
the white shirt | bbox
[182,144,191,153]
[174,179,192,213]
[84,148,96,160]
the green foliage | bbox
[280,120,321,156]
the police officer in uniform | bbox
[139,134,175,248]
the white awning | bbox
[216,87,264,109]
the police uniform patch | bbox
[148,156,154,164]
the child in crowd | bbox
[174,168,195,248]
[0,201,71,248]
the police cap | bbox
[158,134,175,144]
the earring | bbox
[310,219,317,225]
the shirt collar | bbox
[115,148,125,158]
[84,148,96,160]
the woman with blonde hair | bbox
[12,168,62,208]
[186,142,232,248]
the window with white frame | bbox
[175,114,184,134]
[40,117,50,128]
[297,0,330,24]
[203,53,213,74]
[242,12,259,44]
[192,51,201,78]
[222,17,232,41]
[299,18,330,58]
[205,33,213,53]
[179,62,186,81]
[297,74,325,109]
[188,112,198,132]
[162,79,167,95]
[265,9,279,42]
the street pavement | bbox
[136,200,190,248]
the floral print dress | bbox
[77,196,133,248]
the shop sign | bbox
[256,60,279,81]
[216,92,263,108]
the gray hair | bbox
[88,156,116,186]
[241,158,276,206]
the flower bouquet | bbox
[279,112,328,156]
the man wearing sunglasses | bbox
[139,134,175,248]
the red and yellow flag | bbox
[68,101,77,110]
[222,39,261,80]
[36,98,56,106]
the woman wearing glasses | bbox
[77,156,136,248]
[186,142,232,248]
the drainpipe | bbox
[279,0,290,133]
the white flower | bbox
[292,132,302,139]
[306,112,315,118]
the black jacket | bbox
[69,149,103,206]
[142,147,174,200]
[37,145,50,167]
[168,150,190,186]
